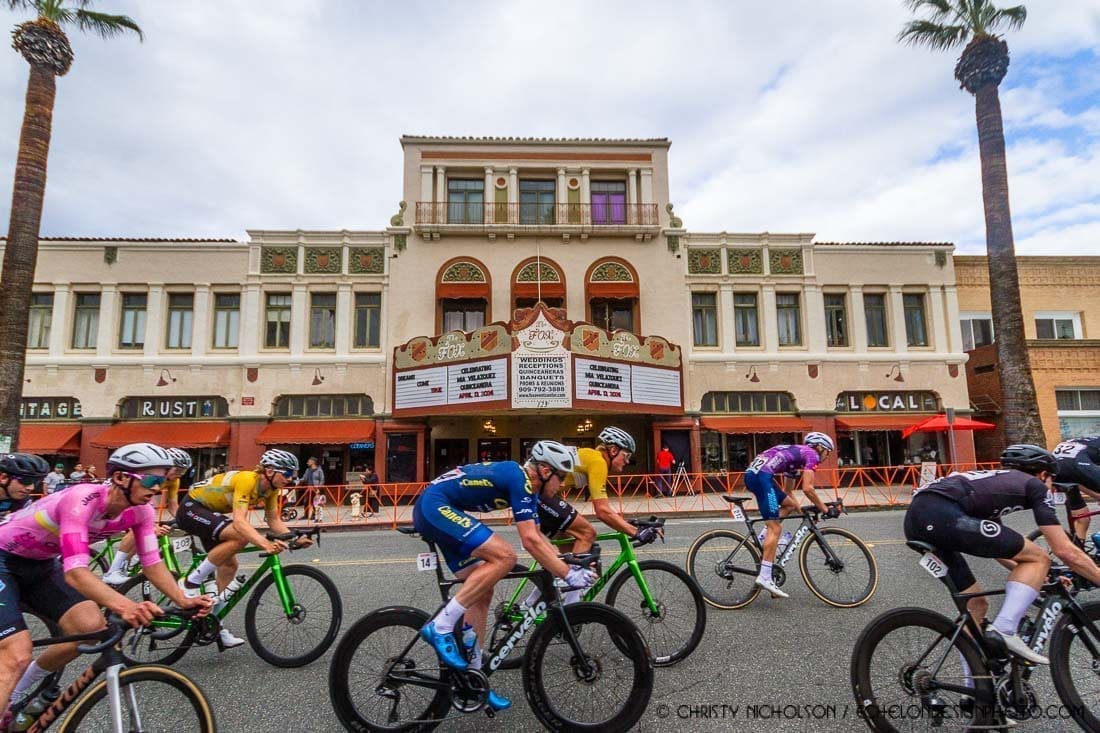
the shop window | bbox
[701,391,794,413]
[354,293,381,348]
[212,293,240,349]
[72,293,100,349]
[824,293,848,347]
[776,293,802,346]
[265,293,291,349]
[476,438,512,463]
[520,180,555,224]
[447,179,484,224]
[386,433,418,482]
[904,293,929,347]
[960,312,993,351]
[273,394,373,418]
[165,293,193,350]
[692,292,718,347]
[1035,312,1081,340]
[118,293,147,349]
[27,293,52,349]
[864,293,889,347]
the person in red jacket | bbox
[656,444,676,496]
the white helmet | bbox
[260,449,300,474]
[107,443,172,474]
[165,448,193,471]
[528,441,576,474]
[598,426,636,453]
[804,432,835,452]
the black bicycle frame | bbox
[24,629,125,732]
[737,511,845,570]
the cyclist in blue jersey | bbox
[744,432,836,598]
[413,440,596,712]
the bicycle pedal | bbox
[484,708,495,719]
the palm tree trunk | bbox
[974,84,1046,446]
[0,63,57,449]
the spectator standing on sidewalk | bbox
[656,444,676,497]
[303,456,325,520]
[312,491,327,523]
[360,467,380,516]
[44,463,67,493]
[68,463,86,483]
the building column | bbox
[508,167,518,208]
[96,285,118,357]
[556,168,567,206]
[804,284,827,353]
[290,284,308,354]
[761,283,778,352]
[889,285,908,354]
[580,168,591,225]
[627,169,638,224]
[484,167,495,224]
[944,285,963,353]
[719,285,736,353]
[48,284,70,357]
[192,284,210,358]
[419,165,434,224]
[335,284,353,356]
[639,168,654,204]
[144,284,164,359]
[240,283,260,357]
[849,286,867,352]
[928,285,948,354]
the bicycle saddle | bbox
[1052,482,1079,491]
[396,526,419,536]
[906,540,939,555]
[721,495,750,505]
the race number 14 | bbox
[417,553,438,571]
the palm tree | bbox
[0,1,140,449]
[900,0,1045,446]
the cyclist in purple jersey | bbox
[0,443,211,720]
[744,432,836,598]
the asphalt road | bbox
[58,509,1098,731]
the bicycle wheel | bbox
[244,563,342,667]
[604,559,706,666]
[799,527,878,608]
[684,529,761,609]
[524,601,653,732]
[329,606,452,732]
[851,607,995,732]
[59,665,216,733]
[1049,599,1100,731]
[485,563,534,672]
[115,572,197,665]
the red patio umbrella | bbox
[902,414,996,439]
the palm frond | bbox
[4,1,42,12]
[72,9,143,40]
[988,4,1027,33]
[898,19,970,49]
[904,0,954,23]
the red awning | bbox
[255,420,375,446]
[835,415,925,432]
[700,416,813,434]
[901,414,997,439]
[91,421,230,449]
[18,423,81,454]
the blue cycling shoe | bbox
[419,621,468,670]
[487,690,512,711]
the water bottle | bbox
[1091,532,1100,554]
[461,623,480,667]
[11,687,60,731]
[213,575,246,613]
[757,529,792,552]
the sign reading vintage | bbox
[20,397,82,420]
[119,396,230,420]
[835,391,939,413]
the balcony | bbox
[414,202,660,239]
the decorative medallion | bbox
[807,364,819,379]
[261,247,297,274]
[948,364,959,379]
[728,249,763,274]
[349,247,385,274]
[568,178,580,190]
[495,177,507,189]
[517,262,561,283]
[687,248,722,274]
[590,261,633,282]
[305,247,341,274]
[442,261,487,283]
[94,368,107,384]
[246,367,258,383]
[769,248,804,274]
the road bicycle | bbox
[90,520,196,581]
[851,539,1100,732]
[115,525,341,667]
[488,516,706,668]
[685,495,878,608]
[8,606,215,732]
[328,525,654,732]
[1025,481,1100,559]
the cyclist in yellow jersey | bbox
[101,447,192,585]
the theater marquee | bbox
[391,304,682,417]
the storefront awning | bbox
[18,423,81,454]
[255,420,375,446]
[835,415,925,432]
[91,421,231,449]
[700,416,813,434]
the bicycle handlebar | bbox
[628,515,665,530]
[259,526,321,557]
[79,606,203,654]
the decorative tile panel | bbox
[590,262,633,282]
[517,262,561,283]
[728,249,763,274]
[769,248,804,274]
[261,247,297,274]
[304,247,341,274]
[687,248,722,274]
[349,247,385,274]
[442,261,487,282]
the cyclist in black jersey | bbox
[1052,435,1100,541]
[0,454,49,521]
[905,444,1100,665]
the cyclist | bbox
[101,447,194,585]
[174,449,310,648]
[0,453,49,522]
[904,444,1100,665]
[414,440,597,713]
[744,432,836,599]
[0,443,211,720]
[1050,435,1100,542]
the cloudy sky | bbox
[1,1,1097,254]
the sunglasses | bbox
[125,472,167,490]
[278,469,297,479]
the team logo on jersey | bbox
[524,477,534,495]
[980,520,1001,538]
[459,479,493,488]
[437,505,472,528]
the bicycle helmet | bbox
[597,426,636,453]
[804,432,835,452]
[1000,444,1057,475]
[260,448,300,474]
[528,441,576,474]
[0,452,50,481]
[106,443,172,474]
[165,447,193,471]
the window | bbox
[273,393,373,418]
[265,293,291,348]
[691,293,718,347]
[824,293,848,347]
[442,298,486,332]
[864,293,889,347]
[1056,389,1100,411]
[309,293,337,349]
[590,298,635,332]
[27,293,52,349]
[354,293,381,348]
[1056,389,1100,440]
[212,293,240,349]
[165,293,193,349]
[734,293,759,346]
[591,181,627,225]
[701,391,794,413]
[118,293,147,349]
[776,292,802,346]
[71,293,99,349]
[520,180,555,225]
[447,179,483,224]
[960,312,994,351]
[1035,312,1081,340]
[903,293,929,347]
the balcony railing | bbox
[415,202,660,229]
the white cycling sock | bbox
[759,561,773,582]
[186,559,218,587]
[433,597,466,633]
[107,551,131,575]
[993,581,1039,636]
[11,661,50,702]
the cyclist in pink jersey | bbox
[0,443,211,720]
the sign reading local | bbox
[835,391,939,413]
[120,396,230,420]
[20,397,82,420]
[392,304,683,416]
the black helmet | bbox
[0,452,51,482]
[1000,444,1057,475]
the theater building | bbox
[10,136,974,480]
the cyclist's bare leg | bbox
[118,530,136,555]
[760,520,783,563]
[203,532,246,593]
[450,535,516,642]
[25,600,104,685]
[561,514,597,554]
[0,631,33,713]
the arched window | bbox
[511,257,565,314]
[436,257,491,333]
[585,258,640,332]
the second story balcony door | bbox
[520,180,555,225]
